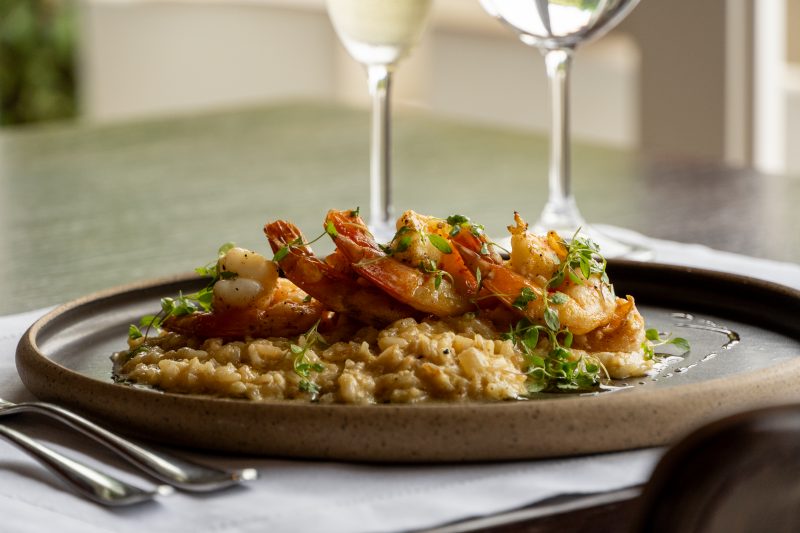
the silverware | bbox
[0,423,172,506]
[0,398,258,491]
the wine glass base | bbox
[563,224,654,261]
[494,223,653,261]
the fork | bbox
[0,398,258,492]
[0,423,172,506]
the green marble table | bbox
[1,101,798,315]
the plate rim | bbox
[16,262,800,461]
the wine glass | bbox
[327,0,434,242]
[479,0,647,257]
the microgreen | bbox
[128,242,237,343]
[512,287,537,309]
[641,328,691,360]
[325,221,338,238]
[547,229,608,290]
[549,292,568,305]
[427,233,452,254]
[446,214,469,226]
[395,235,412,253]
[128,325,143,340]
[273,227,329,263]
[290,321,327,399]
[419,259,452,290]
[446,214,486,239]
[502,318,604,393]
[381,226,412,256]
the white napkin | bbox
[596,225,800,290]
[1,229,798,533]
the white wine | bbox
[327,0,433,65]
[480,0,638,49]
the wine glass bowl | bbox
[327,0,433,242]
[480,0,640,50]
[328,0,432,66]
[479,0,647,258]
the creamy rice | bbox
[113,315,651,403]
[114,316,530,403]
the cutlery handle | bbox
[9,402,255,491]
[0,424,169,506]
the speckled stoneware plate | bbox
[16,261,800,462]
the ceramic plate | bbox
[16,261,800,462]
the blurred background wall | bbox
[1,0,799,175]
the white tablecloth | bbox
[1,229,798,533]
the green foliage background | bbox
[0,0,77,126]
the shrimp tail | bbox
[265,219,421,327]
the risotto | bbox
[114,315,534,404]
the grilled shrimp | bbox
[572,295,646,353]
[452,214,619,335]
[163,247,327,338]
[390,210,480,298]
[325,209,474,317]
[265,220,421,327]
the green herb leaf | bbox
[526,377,548,393]
[299,380,321,395]
[512,287,537,309]
[544,306,561,331]
[395,235,412,253]
[139,314,162,329]
[290,321,324,399]
[669,337,691,353]
[128,324,143,339]
[561,330,573,348]
[521,327,540,351]
[325,220,338,238]
[549,292,568,305]
[446,214,469,226]
[642,341,655,361]
[642,327,691,360]
[428,233,452,254]
[273,245,290,262]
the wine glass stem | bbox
[367,65,393,230]
[539,48,584,232]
